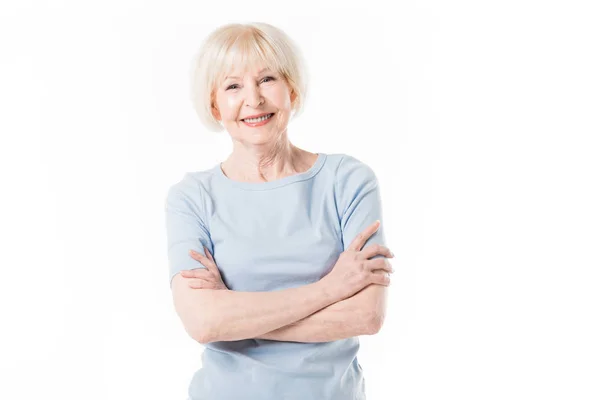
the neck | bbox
[221,138,314,183]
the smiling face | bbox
[211,64,297,146]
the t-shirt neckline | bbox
[213,153,327,191]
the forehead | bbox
[223,66,274,80]
[219,47,280,79]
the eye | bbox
[226,76,275,91]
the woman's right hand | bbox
[322,220,395,301]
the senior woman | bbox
[164,22,395,400]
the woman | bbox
[164,21,395,400]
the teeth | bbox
[244,113,273,123]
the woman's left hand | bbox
[181,246,229,290]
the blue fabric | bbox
[164,152,387,400]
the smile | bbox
[242,113,274,127]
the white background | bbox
[1,1,598,399]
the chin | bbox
[230,131,274,144]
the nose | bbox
[244,84,264,108]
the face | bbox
[211,65,297,146]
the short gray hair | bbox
[190,22,309,132]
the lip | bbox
[241,113,274,127]
[240,112,274,121]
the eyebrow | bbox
[224,68,271,80]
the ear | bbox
[211,103,221,121]
[290,89,297,106]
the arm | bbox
[180,243,392,343]
[181,253,390,343]
[171,271,340,344]
[255,283,387,342]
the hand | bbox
[322,220,395,301]
[181,246,229,290]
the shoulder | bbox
[166,163,220,198]
[165,168,216,217]
[329,153,380,214]
[329,153,378,187]
[169,166,217,192]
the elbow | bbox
[365,312,385,335]
[188,314,216,344]
[192,324,215,344]
[194,331,213,345]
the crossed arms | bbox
[171,272,388,344]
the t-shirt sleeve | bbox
[164,174,213,288]
[336,155,387,258]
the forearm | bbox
[200,280,338,343]
[256,285,378,343]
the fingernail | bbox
[190,250,197,255]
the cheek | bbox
[277,90,293,108]
[225,96,238,108]
[222,97,242,120]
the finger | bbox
[189,249,215,271]
[181,269,221,286]
[187,278,218,289]
[201,248,224,279]
[189,249,207,261]
[360,244,394,260]
[348,220,381,252]
[365,258,395,273]
[204,246,215,263]
[371,270,391,286]
[180,268,211,278]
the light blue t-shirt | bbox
[164,152,387,400]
